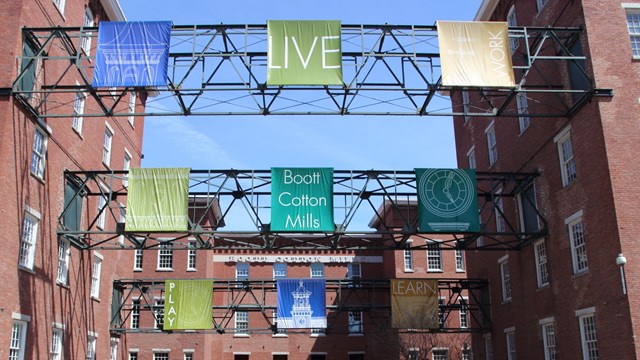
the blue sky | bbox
[118,0,483,171]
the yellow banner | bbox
[438,21,515,87]
[390,279,439,329]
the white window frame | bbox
[154,298,165,329]
[31,126,48,179]
[310,262,324,278]
[272,310,287,337]
[235,311,249,336]
[128,91,137,127]
[72,82,86,135]
[110,338,118,360]
[495,189,505,232]
[90,252,103,299]
[566,210,588,274]
[118,203,126,245]
[462,90,471,123]
[81,7,94,55]
[10,317,29,360]
[50,326,64,360]
[19,209,40,271]
[86,332,97,360]
[131,298,140,329]
[499,255,512,302]
[273,262,287,280]
[625,4,640,59]
[123,149,131,187]
[157,243,174,271]
[57,237,71,285]
[348,311,363,335]
[187,240,197,271]
[102,123,114,168]
[485,121,498,166]
[517,183,540,233]
[404,240,414,272]
[554,126,576,187]
[129,350,139,360]
[438,297,445,327]
[576,308,599,360]
[507,5,519,53]
[52,0,66,16]
[505,327,517,360]
[432,348,448,360]
[467,146,476,169]
[184,350,194,360]
[153,352,170,360]
[133,249,143,271]
[539,317,557,360]
[426,241,443,272]
[455,249,465,272]
[534,239,550,287]
[484,334,494,360]
[459,297,468,329]
[516,90,530,133]
[348,262,361,281]
[236,262,249,281]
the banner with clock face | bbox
[416,168,480,232]
[277,279,326,329]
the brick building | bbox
[453,0,640,359]
[0,0,144,359]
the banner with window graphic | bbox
[277,279,326,329]
[126,167,189,232]
[437,21,515,87]
[93,21,172,87]
[267,20,342,85]
[390,279,439,329]
[163,280,213,330]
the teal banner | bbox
[416,168,479,232]
[271,168,334,232]
[267,20,343,85]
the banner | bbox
[93,21,172,87]
[163,280,213,330]
[437,21,515,87]
[416,168,480,232]
[271,168,334,232]
[391,279,439,329]
[267,20,342,85]
[126,167,189,232]
[277,279,326,329]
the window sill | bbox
[456,269,466,273]
[57,281,70,289]
[30,172,46,185]
[572,269,589,279]
[348,333,364,337]
[18,266,36,275]
[310,333,326,337]
[53,3,66,21]
[156,268,174,272]
[427,270,443,273]
[536,284,550,292]
[272,334,288,338]
[404,269,414,273]
[73,127,84,140]
[187,269,197,272]
[133,269,143,272]
[234,334,250,338]
[91,296,101,302]
[502,299,512,305]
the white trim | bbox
[498,254,509,263]
[104,121,114,135]
[539,316,555,325]
[271,352,289,355]
[575,307,596,317]
[565,210,584,225]
[152,349,172,353]
[93,251,104,260]
[88,330,98,337]
[12,312,32,322]
[504,326,515,333]
[53,321,66,329]
[622,3,640,8]
[553,125,571,143]
[484,120,496,133]
[24,205,42,219]
[466,145,475,156]
[232,352,251,355]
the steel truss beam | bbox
[58,169,546,251]
[110,278,490,334]
[12,24,611,118]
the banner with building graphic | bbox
[277,279,326,329]
[416,168,480,233]
[271,168,334,232]
[437,21,515,87]
[163,280,213,330]
[390,279,439,329]
[126,167,190,232]
[267,20,342,85]
[93,21,172,87]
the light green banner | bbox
[267,20,343,85]
[271,168,334,232]
[125,167,189,232]
[416,168,480,233]
[164,280,213,330]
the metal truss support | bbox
[58,169,546,251]
[13,24,611,118]
[109,278,490,334]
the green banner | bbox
[271,168,334,232]
[164,280,213,330]
[267,20,343,85]
[416,168,479,232]
[125,168,189,232]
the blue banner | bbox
[93,21,171,87]
[277,279,326,329]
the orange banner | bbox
[390,279,439,329]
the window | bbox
[63,179,83,231]
[102,124,113,167]
[110,338,118,360]
[57,238,71,284]
[407,349,419,360]
[404,241,414,271]
[86,333,97,360]
[462,348,471,360]
[310,354,327,360]
[187,241,197,270]
[348,311,363,334]
[467,147,476,169]
[348,354,365,360]
[157,243,173,270]
[486,122,497,166]
[541,319,557,360]
[437,298,446,328]
[455,249,465,272]
[311,263,324,278]
[184,352,194,360]
[459,298,468,329]
[507,6,519,53]
[347,262,361,287]
[495,190,505,232]
[235,311,248,334]
[432,349,448,360]
[154,298,165,329]
[129,351,138,360]
[234,355,250,360]
[128,91,137,127]
[578,311,599,360]
[9,320,27,360]
[566,211,588,274]
[462,90,471,123]
[123,151,131,187]
[505,328,516,360]
[80,7,94,54]
[134,249,143,270]
[518,183,540,233]
[118,204,126,245]
[273,263,287,280]
[19,212,39,270]
[627,9,640,58]
[31,127,47,179]
[97,191,107,229]
[567,38,590,100]
[91,253,102,299]
[19,41,38,98]
[131,299,140,329]
[236,262,249,282]
[484,335,493,360]
[537,0,548,12]
[534,240,550,287]
[427,242,442,272]
[499,256,512,302]
[51,328,63,360]
[72,88,86,134]
[154,353,169,360]
[273,354,288,360]
[516,91,530,133]
[53,0,66,15]
[273,311,287,336]
[311,327,326,336]
[555,127,576,187]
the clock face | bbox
[296,316,308,327]
[418,169,475,218]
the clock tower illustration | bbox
[290,280,313,327]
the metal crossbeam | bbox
[110,278,490,334]
[12,24,611,118]
[58,169,546,251]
